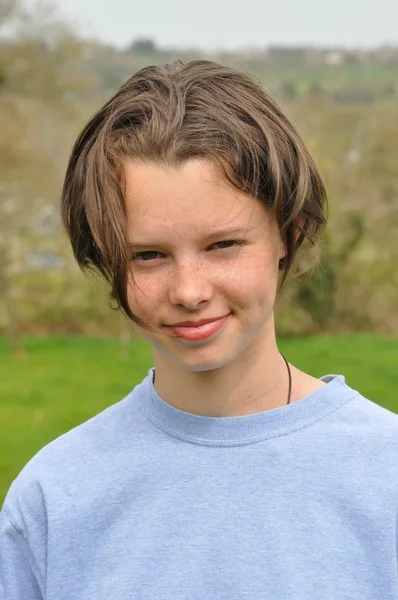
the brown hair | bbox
[61,59,327,328]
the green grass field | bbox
[1,334,397,504]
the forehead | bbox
[122,158,269,237]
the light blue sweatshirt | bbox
[1,369,398,599]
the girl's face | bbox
[123,158,285,371]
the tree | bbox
[286,98,398,334]
[0,1,96,353]
[280,79,298,100]
[0,0,18,25]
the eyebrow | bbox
[127,227,256,250]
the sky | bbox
[47,0,398,51]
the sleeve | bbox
[0,508,44,600]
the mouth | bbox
[166,315,229,328]
[165,314,231,342]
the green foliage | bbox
[307,80,324,96]
[286,212,366,331]
[0,334,397,503]
[0,270,121,336]
[280,79,298,100]
[295,262,337,329]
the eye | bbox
[131,251,163,262]
[130,240,244,263]
[211,240,243,250]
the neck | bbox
[151,328,292,417]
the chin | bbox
[168,346,237,373]
[180,361,226,373]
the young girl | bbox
[1,60,397,599]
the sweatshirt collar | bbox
[136,369,359,446]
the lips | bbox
[165,314,231,341]
[167,316,227,328]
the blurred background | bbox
[0,0,397,499]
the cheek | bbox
[225,249,279,300]
[126,273,166,318]
[218,256,277,324]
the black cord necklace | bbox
[280,352,292,405]
[152,354,293,406]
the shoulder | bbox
[300,375,398,503]
[341,381,398,431]
[2,380,144,520]
[324,374,398,457]
[349,391,398,456]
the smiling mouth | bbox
[166,315,229,328]
[165,314,231,341]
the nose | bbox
[168,259,213,309]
